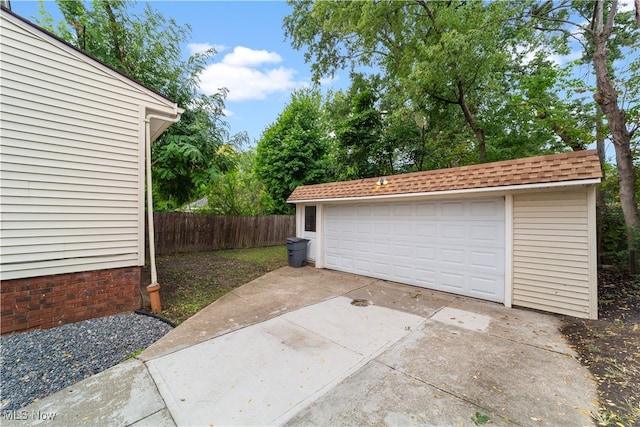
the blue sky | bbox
[11,1,347,145]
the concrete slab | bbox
[141,268,392,362]
[139,293,274,361]
[231,275,337,306]
[300,268,379,294]
[4,360,165,427]
[282,297,425,357]
[432,306,492,332]
[445,297,578,356]
[129,408,176,427]
[285,360,513,427]
[345,280,458,318]
[146,297,424,426]
[383,320,598,426]
[147,316,363,426]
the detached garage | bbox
[287,150,602,319]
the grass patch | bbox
[215,246,288,269]
[145,245,288,325]
[122,348,145,361]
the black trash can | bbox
[286,237,309,268]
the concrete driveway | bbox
[11,267,597,426]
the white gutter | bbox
[288,178,602,204]
[145,113,180,285]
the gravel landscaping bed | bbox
[0,312,173,411]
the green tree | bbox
[254,88,329,214]
[324,73,448,178]
[285,0,543,163]
[37,0,244,209]
[326,74,385,179]
[204,149,269,216]
[482,55,592,161]
[378,83,476,170]
[527,0,640,270]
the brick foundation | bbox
[1,267,141,335]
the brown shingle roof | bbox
[287,150,602,202]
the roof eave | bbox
[287,178,602,204]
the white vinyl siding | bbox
[0,14,174,280]
[512,190,596,319]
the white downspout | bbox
[144,113,180,311]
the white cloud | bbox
[512,43,582,67]
[319,75,340,86]
[198,46,304,102]
[187,42,227,55]
[548,51,583,66]
[222,46,282,67]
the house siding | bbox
[512,189,596,319]
[0,13,172,281]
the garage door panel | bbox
[338,256,355,269]
[394,204,412,216]
[372,262,392,276]
[470,276,501,297]
[441,201,465,216]
[340,239,355,251]
[415,246,437,261]
[340,222,355,233]
[374,222,392,235]
[440,224,466,241]
[325,254,341,266]
[355,260,371,271]
[340,206,357,216]
[393,265,413,280]
[414,270,436,286]
[326,237,340,250]
[356,242,371,253]
[470,250,502,270]
[357,223,371,233]
[470,224,503,243]
[417,223,437,238]
[440,271,465,290]
[394,223,412,236]
[356,205,370,216]
[326,223,340,234]
[416,202,437,216]
[394,244,412,257]
[440,248,465,266]
[374,205,391,216]
[471,199,504,217]
[324,198,505,303]
[372,243,388,255]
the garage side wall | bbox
[512,189,597,319]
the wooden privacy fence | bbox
[149,213,296,255]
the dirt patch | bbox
[560,270,640,426]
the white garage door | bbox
[324,198,505,302]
